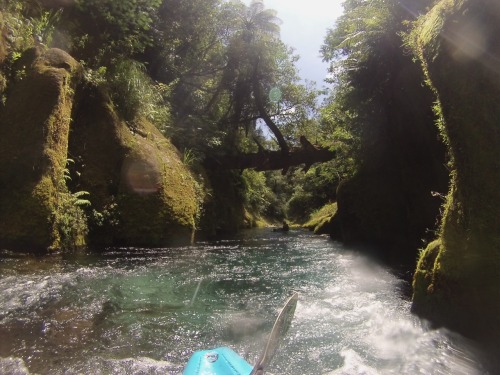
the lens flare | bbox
[122,159,160,194]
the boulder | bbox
[68,84,201,246]
[0,47,81,251]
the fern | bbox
[73,190,91,207]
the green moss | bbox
[409,0,500,342]
[243,209,270,228]
[0,11,5,63]
[0,183,54,250]
[412,239,441,300]
[303,202,338,233]
[115,123,200,245]
[0,48,81,251]
[68,84,201,247]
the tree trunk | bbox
[207,140,335,172]
[252,61,289,154]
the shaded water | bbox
[0,229,489,374]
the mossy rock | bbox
[0,47,81,251]
[410,0,500,344]
[69,84,201,247]
[0,11,9,64]
[243,209,269,229]
[303,202,338,235]
[412,239,441,302]
[116,124,200,246]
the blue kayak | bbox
[182,346,253,375]
[183,293,298,375]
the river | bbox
[0,229,489,374]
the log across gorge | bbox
[208,136,335,173]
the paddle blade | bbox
[250,292,298,375]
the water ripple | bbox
[0,229,489,374]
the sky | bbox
[255,0,344,89]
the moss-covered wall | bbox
[0,44,202,250]
[332,56,448,263]
[303,202,338,235]
[0,12,7,100]
[0,11,8,64]
[410,0,500,345]
[69,84,201,247]
[0,47,81,251]
[116,121,201,246]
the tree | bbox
[320,0,448,256]
[203,0,285,147]
[63,0,162,65]
[199,0,335,173]
[136,0,239,153]
[321,0,440,167]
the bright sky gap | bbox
[245,0,344,88]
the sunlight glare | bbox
[123,159,160,194]
[449,20,487,61]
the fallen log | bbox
[207,140,335,173]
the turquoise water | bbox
[0,229,488,374]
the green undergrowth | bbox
[303,202,337,234]
[244,209,270,228]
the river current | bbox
[0,229,489,374]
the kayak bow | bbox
[182,346,253,375]
[182,292,298,375]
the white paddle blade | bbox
[250,292,298,375]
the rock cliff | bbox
[0,47,81,250]
[69,83,201,246]
[410,0,500,347]
[0,46,202,251]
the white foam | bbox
[0,357,30,375]
[327,349,380,375]
[65,356,175,374]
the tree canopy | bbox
[0,0,446,226]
